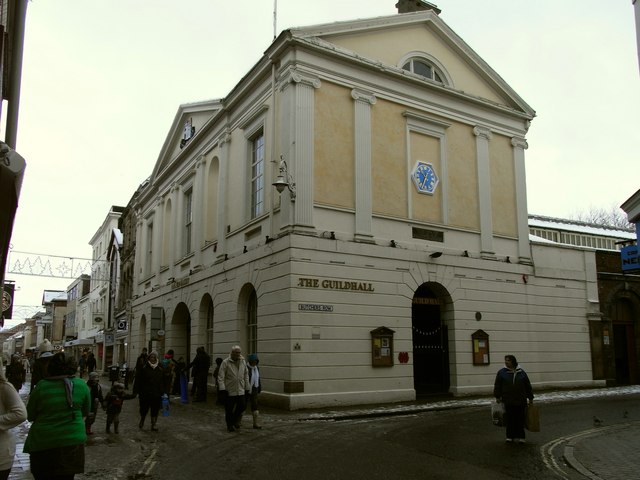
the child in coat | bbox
[85,371,104,434]
[104,382,135,433]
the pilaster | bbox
[279,69,320,233]
[351,89,376,243]
[474,125,495,258]
[511,136,532,264]
[216,132,231,263]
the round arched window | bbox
[402,58,444,83]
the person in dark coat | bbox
[189,347,211,402]
[133,351,164,431]
[5,355,26,393]
[493,354,534,443]
[85,353,97,375]
[135,348,148,373]
[84,372,104,435]
[104,382,135,434]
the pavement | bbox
[7,378,640,480]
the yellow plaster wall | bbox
[410,131,442,223]
[490,134,517,236]
[325,25,505,105]
[371,99,407,218]
[314,82,355,209]
[447,123,480,231]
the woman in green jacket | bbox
[24,352,91,479]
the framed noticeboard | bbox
[371,327,395,367]
[472,329,490,365]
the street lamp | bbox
[272,156,296,198]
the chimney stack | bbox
[396,0,441,15]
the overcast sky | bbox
[3,0,639,327]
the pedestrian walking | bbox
[161,349,177,396]
[133,350,164,431]
[21,355,30,375]
[172,356,187,396]
[24,352,91,480]
[189,347,211,402]
[85,353,97,375]
[30,339,54,393]
[247,353,262,429]
[5,355,25,393]
[85,372,104,435]
[217,345,249,432]
[135,348,148,373]
[493,354,534,444]
[0,368,27,480]
[78,352,87,378]
[103,382,135,434]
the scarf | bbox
[249,365,260,388]
[148,359,159,369]
[48,375,76,418]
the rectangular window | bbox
[247,293,257,355]
[250,131,265,218]
[146,222,153,275]
[184,188,193,256]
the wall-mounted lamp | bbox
[505,256,511,263]
[390,240,397,248]
[265,235,273,243]
[272,155,296,198]
[462,250,469,257]
[243,246,248,253]
[429,251,443,259]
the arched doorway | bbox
[170,302,192,363]
[612,298,638,385]
[412,283,452,395]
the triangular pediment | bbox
[287,11,534,116]
[150,99,222,183]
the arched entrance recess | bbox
[412,282,453,395]
[169,302,192,363]
[612,297,639,385]
[237,284,258,355]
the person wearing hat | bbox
[247,353,262,429]
[104,382,135,434]
[24,352,91,479]
[30,340,53,392]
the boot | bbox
[106,421,112,433]
[86,424,93,435]
[114,421,119,434]
[234,414,242,430]
[252,410,262,430]
[151,416,158,431]
[139,415,146,429]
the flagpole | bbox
[273,0,278,40]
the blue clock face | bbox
[411,162,439,194]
